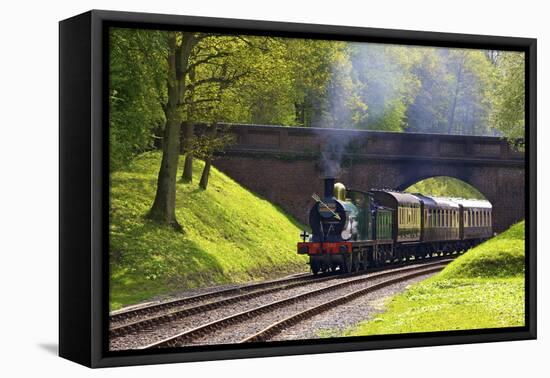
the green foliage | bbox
[110,151,308,310]
[405,48,499,135]
[340,221,525,336]
[109,29,525,168]
[318,44,368,128]
[492,52,525,141]
[405,176,485,199]
[109,28,167,170]
[191,127,236,161]
[350,43,420,131]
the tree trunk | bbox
[183,153,194,182]
[147,31,196,231]
[448,57,464,134]
[199,157,212,189]
[147,107,182,230]
[181,123,195,182]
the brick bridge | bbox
[210,124,524,233]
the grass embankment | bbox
[110,151,307,310]
[345,221,525,336]
[406,176,485,199]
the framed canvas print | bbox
[59,10,536,368]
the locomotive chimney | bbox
[324,177,335,198]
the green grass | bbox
[342,221,525,336]
[405,176,485,199]
[110,151,308,310]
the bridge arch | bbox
[400,175,487,200]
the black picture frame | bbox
[59,9,537,368]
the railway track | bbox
[110,272,314,326]
[138,260,449,349]
[110,253,456,335]
[110,272,338,338]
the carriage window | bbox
[424,209,428,226]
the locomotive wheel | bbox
[341,255,352,274]
[311,259,321,275]
[350,252,358,273]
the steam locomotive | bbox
[298,177,492,274]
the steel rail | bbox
[110,273,337,338]
[109,272,313,324]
